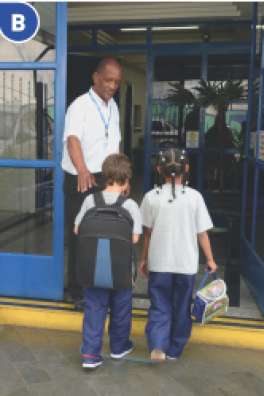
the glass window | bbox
[210,24,251,42]
[0,70,54,160]
[98,29,146,45]
[152,55,202,148]
[245,163,254,244]
[68,30,92,46]
[0,168,53,255]
[0,3,56,62]
[255,169,264,261]
[152,26,202,44]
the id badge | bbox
[103,137,108,151]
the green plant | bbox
[165,78,248,190]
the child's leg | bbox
[83,286,109,357]
[108,288,132,355]
[167,274,196,358]
[145,272,173,353]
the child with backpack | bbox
[74,154,142,369]
[139,148,217,361]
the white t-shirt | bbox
[140,184,213,275]
[61,88,121,175]
[75,192,142,235]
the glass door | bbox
[0,3,67,300]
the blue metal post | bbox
[143,51,154,194]
[241,2,257,239]
[53,2,67,299]
[197,49,208,193]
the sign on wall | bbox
[186,131,199,148]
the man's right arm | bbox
[67,136,97,193]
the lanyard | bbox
[89,91,111,137]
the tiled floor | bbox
[1,325,264,396]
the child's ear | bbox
[157,166,161,174]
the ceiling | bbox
[67,2,256,25]
[66,2,258,74]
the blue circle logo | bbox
[0,2,40,43]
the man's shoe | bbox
[82,354,102,368]
[73,298,85,311]
[111,340,133,359]
[151,349,166,362]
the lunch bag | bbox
[192,269,228,325]
[76,191,135,290]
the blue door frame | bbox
[240,3,264,314]
[0,3,67,300]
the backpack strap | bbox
[93,192,106,208]
[115,194,127,206]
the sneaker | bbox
[82,354,102,368]
[111,340,133,359]
[167,355,177,360]
[151,349,166,362]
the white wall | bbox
[119,62,146,153]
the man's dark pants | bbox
[63,171,105,300]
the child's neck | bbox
[165,176,183,185]
[104,183,125,194]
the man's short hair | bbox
[96,58,121,74]
[102,154,132,186]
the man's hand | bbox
[139,259,148,278]
[77,167,97,193]
[206,259,218,274]
[74,225,78,235]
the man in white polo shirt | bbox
[62,59,122,310]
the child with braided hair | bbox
[139,148,217,361]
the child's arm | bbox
[139,227,152,278]
[197,231,218,273]
[73,196,90,234]
[133,234,140,244]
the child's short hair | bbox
[159,149,189,200]
[102,154,132,186]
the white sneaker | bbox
[167,356,177,360]
[151,349,166,361]
[111,341,133,359]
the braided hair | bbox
[158,149,189,201]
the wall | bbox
[119,62,146,153]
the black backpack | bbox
[76,191,135,290]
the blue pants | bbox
[146,272,195,358]
[82,286,132,357]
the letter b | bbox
[12,14,25,32]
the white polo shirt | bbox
[61,88,121,175]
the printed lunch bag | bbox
[192,269,229,325]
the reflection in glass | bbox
[0,70,54,160]
[153,55,201,148]
[98,29,146,45]
[255,169,264,261]
[0,3,56,62]
[68,30,92,46]
[245,164,254,245]
[203,54,249,191]
[0,168,53,255]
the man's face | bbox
[93,63,122,103]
